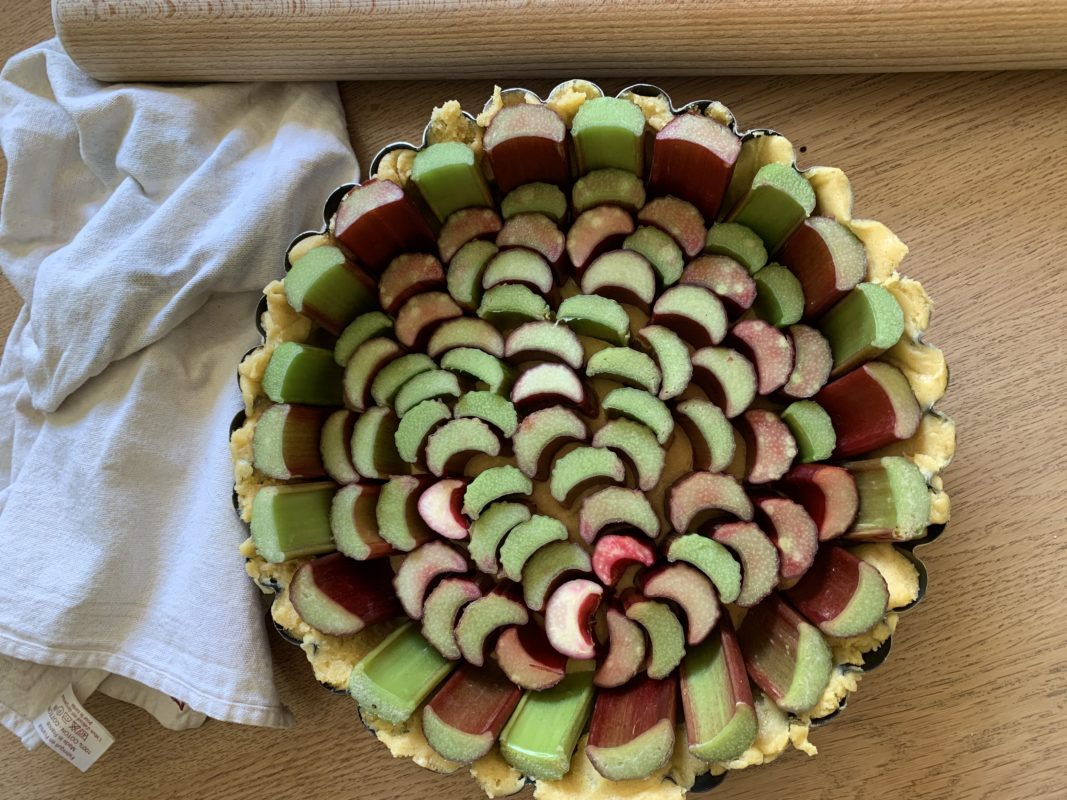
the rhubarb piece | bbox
[675,398,735,473]
[376,475,434,552]
[463,465,533,520]
[571,96,646,175]
[638,196,706,258]
[649,112,741,221]
[423,662,523,764]
[320,409,359,484]
[394,369,462,417]
[351,406,407,479]
[263,342,344,407]
[549,446,626,507]
[586,674,677,781]
[581,250,657,310]
[624,592,685,679]
[393,540,468,619]
[572,169,645,217]
[624,225,684,287]
[816,362,921,456]
[592,418,665,491]
[499,515,568,581]
[504,321,583,370]
[602,387,674,444]
[484,103,569,194]
[290,553,401,636]
[285,245,376,335]
[556,293,631,345]
[638,563,720,645]
[523,541,593,612]
[334,310,394,367]
[578,486,660,543]
[440,347,513,395]
[333,179,436,273]
[778,216,867,318]
[501,182,567,223]
[348,622,454,724]
[595,605,647,688]
[754,495,819,581]
[727,163,816,254]
[425,418,501,477]
[468,502,531,575]
[379,253,446,314]
[634,329,689,403]
[331,483,395,561]
[252,404,330,480]
[786,545,890,637]
[343,337,403,412]
[779,464,859,541]
[690,347,757,418]
[456,587,530,666]
[423,577,484,659]
[417,478,470,541]
[712,522,780,607]
[482,248,555,294]
[680,255,757,318]
[592,534,656,586]
[411,141,494,222]
[680,615,757,763]
[819,283,905,376]
[426,317,505,359]
[704,222,768,274]
[736,594,832,714]
[510,363,589,414]
[438,207,503,264]
[545,578,603,659]
[668,472,753,532]
[728,319,795,396]
[494,624,567,690]
[513,405,588,479]
[395,399,451,464]
[476,283,552,329]
[651,285,727,349]
[251,482,335,564]
[395,291,464,349]
[447,239,498,311]
[752,263,805,327]
[586,347,662,395]
[666,534,742,604]
[565,205,635,274]
[782,324,833,399]
[499,668,595,781]
[846,456,930,541]
[454,391,518,438]
[370,353,435,409]
[736,409,798,484]
[781,400,836,463]
[495,212,566,266]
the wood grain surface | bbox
[54,0,1067,82]
[2,5,1067,800]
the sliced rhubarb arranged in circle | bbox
[446,239,498,311]
[666,534,742,604]
[251,482,336,564]
[264,342,344,407]
[571,96,646,175]
[424,417,501,477]
[623,591,685,679]
[845,456,931,541]
[440,347,514,395]
[675,398,736,473]
[712,522,780,607]
[351,406,407,479]
[638,195,707,258]
[484,103,569,194]
[393,540,469,619]
[522,541,593,612]
[736,409,798,484]
[510,362,590,414]
[565,205,635,274]
[455,586,530,666]
[468,502,531,576]
[379,252,446,315]
[495,212,566,266]
[411,141,494,222]
[395,291,464,350]
[786,545,890,637]
[394,369,462,417]
[376,475,435,552]
[651,284,727,349]
[438,206,503,265]
[638,562,720,645]
[556,293,631,345]
[394,398,451,465]
[782,323,833,399]
[426,317,505,359]
[594,604,647,689]
[252,403,330,480]
[501,182,567,223]
[512,405,589,479]
[649,112,741,221]
[624,225,684,287]
[454,391,518,438]
[602,386,674,445]
[550,446,626,507]
[815,361,921,457]
[320,408,359,484]
[819,282,905,377]
[290,552,401,636]
[752,263,805,328]
[370,352,434,409]
[463,465,533,520]
[704,222,768,275]
[680,254,758,318]
[572,168,647,214]
[592,534,656,586]
[422,576,484,660]
[504,320,584,370]
[545,578,603,660]
[417,478,470,541]
[592,418,665,491]
[331,483,395,561]
[422,661,522,765]
[578,486,660,544]
[284,245,376,335]
[333,179,436,272]
[781,400,836,463]
[476,283,552,329]
[753,494,819,581]
[482,248,555,295]
[727,162,816,254]
[778,216,867,318]
[494,623,568,690]
[586,346,662,395]
[778,464,860,541]
[580,250,657,310]
[499,514,568,582]
[586,673,678,782]
[669,472,753,532]
[728,319,795,396]
[334,310,394,368]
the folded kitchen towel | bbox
[0,38,358,750]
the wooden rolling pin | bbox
[55,0,1067,82]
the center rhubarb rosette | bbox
[232,82,954,795]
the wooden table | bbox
[3,6,1066,800]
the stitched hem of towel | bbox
[0,628,294,731]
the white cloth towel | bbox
[0,39,359,748]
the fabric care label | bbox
[31,684,114,771]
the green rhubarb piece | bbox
[463,465,533,519]
[818,282,905,376]
[637,324,692,400]
[592,418,665,492]
[251,482,335,563]
[376,476,433,552]
[447,240,498,310]
[690,347,757,419]
[330,483,393,561]
[395,399,452,463]
[334,311,394,367]
[424,417,501,477]
[781,400,836,463]
[586,347,662,395]
[728,163,816,253]
[454,391,518,438]
[753,263,805,327]
[440,347,513,395]
[252,403,328,480]
[262,342,344,406]
[550,446,626,505]
[504,321,584,370]
[513,406,589,479]
[394,369,462,417]
[627,599,685,679]
[351,406,406,479]
[572,168,646,213]
[556,294,630,345]
[348,622,454,724]
[482,249,554,294]
[651,284,727,348]
[681,631,758,763]
[522,542,592,611]
[624,225,684,287]
[675,398,736,473]
[477,283,552,329]
[704,222,768,274]
[578,486,659,543]
[285,245,375,334]
[426,317,505,359]
[571,97,646,175]
[602,387,674,445]
[370,353,435,408]
[580,250,657,309]
[455,592,530,665]
[499,669,595,781]
[667,534,742,604]
[848,456,930,541]
[422,577,483,660]
[501,182,568,223]
[320,409,359,484]
[343,337,403,412]
[499,515,568,581]
[411,142,493,222]
[469,502,532,575]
